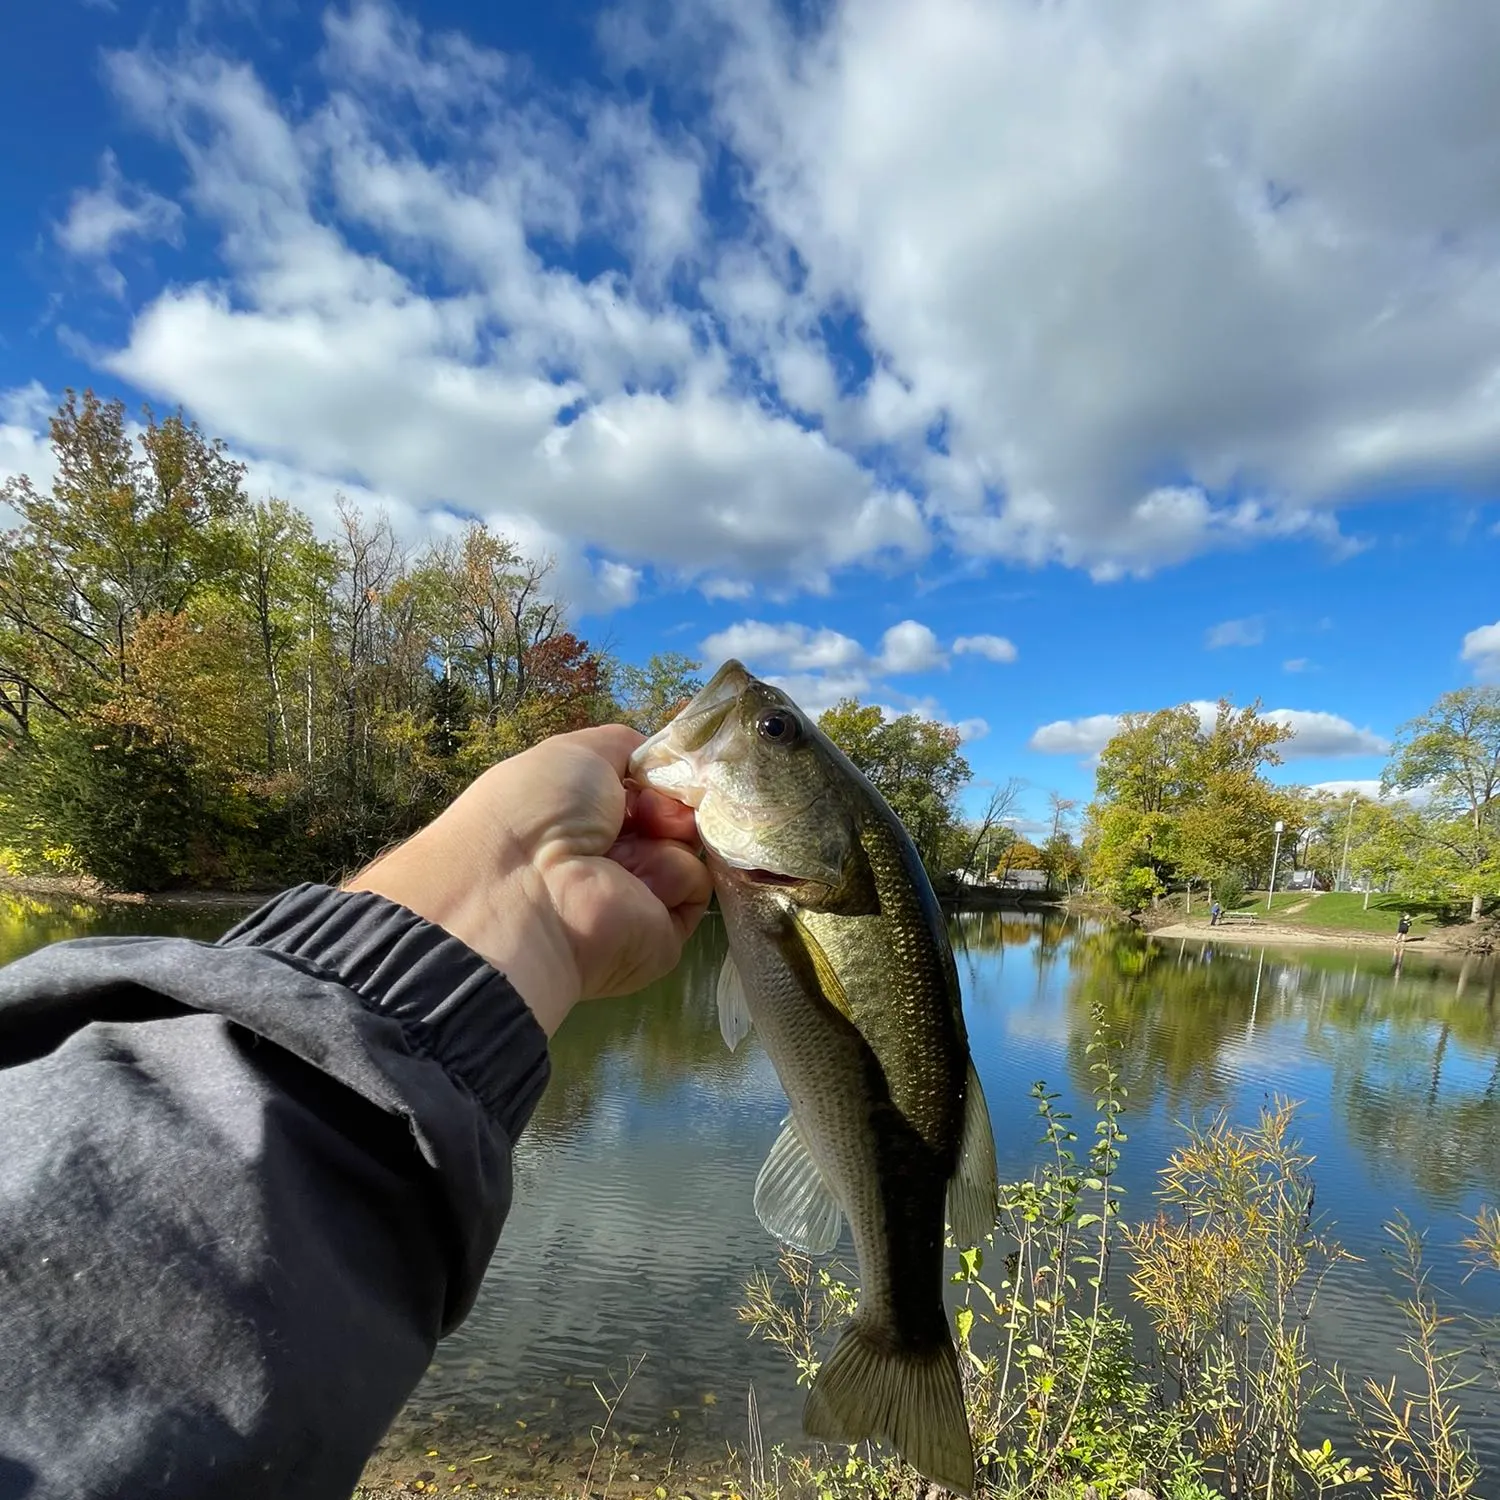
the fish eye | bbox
[757,710,801,745]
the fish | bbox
[628,659,998,1495]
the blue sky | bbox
[2,0,1498,827]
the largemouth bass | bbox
[629,660,998,1494]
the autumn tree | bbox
[0,389,246,734]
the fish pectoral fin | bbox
[947,1061,999,1248]
[717,954,753,1051]
[804,1321,974,1496]
[753,1115,844,1255]
[790,913,854,1022]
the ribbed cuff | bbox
[219,883,550,1143]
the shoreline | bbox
[1150,918,1462,953]
[0,874,279,909]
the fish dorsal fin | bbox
[946,1061,999,1247]
[754,1114,845,1255]
[717,954,753,1051]
[791,913,855,1022]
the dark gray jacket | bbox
[0,883,550,1500]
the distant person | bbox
[1210,900,1223,926]
[0,725,714,1500]
[1396,912,1412,952]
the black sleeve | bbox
[0,883,550,1500]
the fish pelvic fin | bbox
[716,954,753,1051]
[754,1115,844,1254]
[946,1061,999,1247]
[804,1321,974,1496]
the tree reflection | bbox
[1057,924,1500,1208]
[527,915,764,1145]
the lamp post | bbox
[1266,820,1285,911]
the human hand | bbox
[344,725,712,1035]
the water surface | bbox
[6,894,1499,1476]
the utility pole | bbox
[1338,791,1357,892]
[1266,820,1285,911]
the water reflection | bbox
[5,893,1499,1470]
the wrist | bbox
[344,826,583,1037]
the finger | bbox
[628,787,700,844]
[608,835,712,914]
[557,723,648,778]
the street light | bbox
[1266,820,1285,911]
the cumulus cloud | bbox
[876,619,946,674]
[699,615,965,718]
[1029,702,1387,760]
[685,0,1500,573]
[23,0,1497,603]
[1460,620,1500,680]
[699,620,866,672]
[1028,714,1126,757]
[953,633,1018,663]
[1262,709,1388,759]
[1206,617,1266,649]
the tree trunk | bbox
[1473,890,1485,921]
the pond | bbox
[4,892,1499,1488]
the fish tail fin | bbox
[803,1321,974,1496]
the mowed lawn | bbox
[1227,891,1457,936]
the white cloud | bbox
[1206,616,1266,649]
[684,0,1500,574]
[953,633,1018,664]
[1460,620,1500,680]
[0,385,58,513]
[1308,779,1384,800]
[34,0,1500,597]
[1028,714,1125,757]
[54,151,183,293]
[1283,657,1314,672]
[953,717,990,743]
[700,614,964,719]
[700,620,866,672]
[1029,702,1387,760]
[1262,709,1388,759]
[876,619,946,674]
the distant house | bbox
[996,869,1048,891]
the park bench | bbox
[1218,911,1258,925]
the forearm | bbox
[0,884,549,1500]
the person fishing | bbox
[0,725,714,1500]
[1396,911,1412,953]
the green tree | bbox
[616,652,703,734]
[817,697,971,881]
[0,389,246,733]
[1383,687,1500,920]
[1087,700,1293,908]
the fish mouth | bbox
[628,659,751,795]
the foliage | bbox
[0,388,644,889]
[617,653,703,735]
[818,698,972,882]
[1126,1101,1360,1498]
[1086,701,1296,910]
[1383,687,1500,920]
